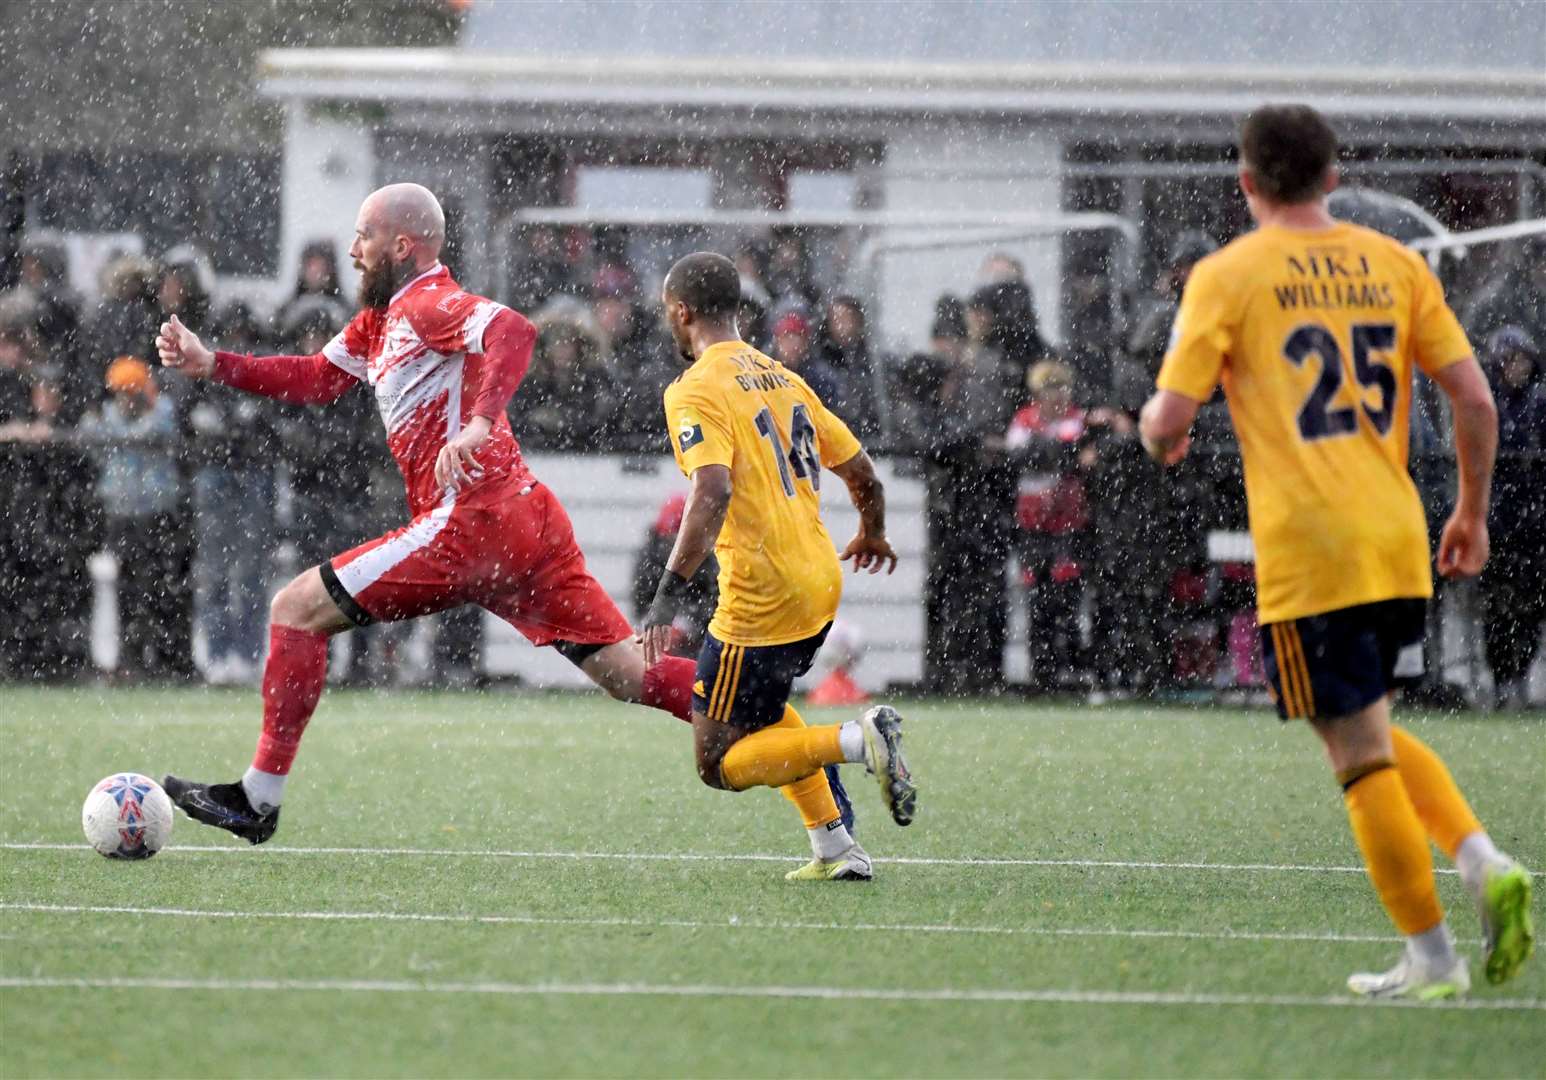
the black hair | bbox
[663,252,741,319]
[1239,104,1339,205]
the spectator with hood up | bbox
[917,286,1024,695]
[86,253,158,381]
[509,314,620,451]
[1479,326,1546,708]
[816,294,884,442]
[1119,230,1218,412]
[598,289,676,452]
[275,239,349,337]
[2,241,88,422]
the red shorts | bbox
[319,480,633,650]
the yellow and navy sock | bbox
[720,720,845,792]
[1339,760,1445,937]
[1389,725,1484,859]
[773,706,852,857]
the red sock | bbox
[642,655,695,724]
[252,624,330,775]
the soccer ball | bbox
[81,773,173,860]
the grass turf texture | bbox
[1,687,1541,1079]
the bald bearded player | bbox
[155,184,857,870]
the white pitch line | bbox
[0,975,1538,1012]
[2,902,1450,946]
[0,842,1459,875]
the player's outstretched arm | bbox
[831,450,897,575]
[1430,356,1499,578]
[639,465,732,666]
[1139,389,1199,466]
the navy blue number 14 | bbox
[754,404,821,497]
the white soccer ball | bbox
[81,773,173,860]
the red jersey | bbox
[1006,401,1089,534]
[322,264,536,514]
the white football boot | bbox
[1347,946,1470,1000]
[785,843,874,882]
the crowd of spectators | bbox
[0,223,1541,706]
[888,236,1545,703]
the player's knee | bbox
[694,746,730,790]
[269,579,305,627]
[270,572,327,632]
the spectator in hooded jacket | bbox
[597,291,676,452]
[816,294,884,443]
[86,253,159,381]
[1479,325,1546,708]
[509,314,620,451]
[917,287,1023,695]
[274,240,349,338]
[1,241,88,422]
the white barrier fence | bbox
[82,452,1542,700]
[494,454,930,689]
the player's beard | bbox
[670,323,695,364]
[357,258,405,309]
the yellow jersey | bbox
[665,340,864,646]
[1157,221,1473,624]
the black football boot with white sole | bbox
[161,775,279,845]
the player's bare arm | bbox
[830,450,898,575]
[638,464,731,667]
[1138,389,1198,465]
[1430,356,1499,578]
[155,314,215,378]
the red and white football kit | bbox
[212,263,632,651]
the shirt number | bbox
[754,404,821,497]
[1283,322,1397,441]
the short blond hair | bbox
[1027,359,1073,394]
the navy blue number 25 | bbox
[754,404,821,497]
[1283,322,1397,440]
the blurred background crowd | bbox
[1,222,1543,706]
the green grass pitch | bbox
[1,686,1541,1078]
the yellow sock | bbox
[1390,726,1484,859]
[773,706,842,829]
[1341,762,1445,935]
[720,717,845,792]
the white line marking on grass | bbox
[0,842,1459,875]
[3,902,1452,946]
[0,975,1538,1011]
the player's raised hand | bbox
[1437,510,1489,578]
[436,415,491,492]
[840,533,898,575]
[155,314,215,378]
